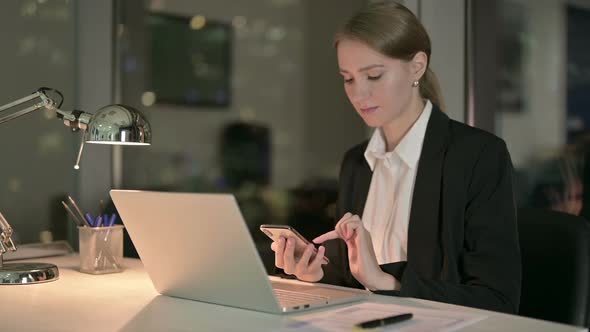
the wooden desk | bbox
[0,255,586,332]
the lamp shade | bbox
[85,105,151,145]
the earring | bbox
[412,80,419,87]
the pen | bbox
[99,199,106,216]
[68,195,90,227]
[61,201,84,226]
[106,213,116,227]
[95,215,103,227]
[85,213,95,227]
[355,313,413,329]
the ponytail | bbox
[420,68,445,112]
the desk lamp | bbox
[0,87,151,284]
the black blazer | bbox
[321,106,522,314]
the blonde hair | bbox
[335,1,445,112]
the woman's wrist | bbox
[296,271,323,283]
[368,271,397,291]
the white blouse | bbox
[361,100,432,289]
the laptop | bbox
[110,190,367,314]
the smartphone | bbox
[260,224,329,264]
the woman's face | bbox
[337,39,419,128]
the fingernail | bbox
[287,238,294,247]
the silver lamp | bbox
[0,87,151,284]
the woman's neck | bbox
[381,97,425,152]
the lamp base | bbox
[0,262,59,284]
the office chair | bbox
[518,207,590,327]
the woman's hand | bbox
[271,236,328,282]
[313,213,396,290]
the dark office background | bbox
[0,0,588,272]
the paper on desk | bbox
[280,302,487,332]
[3,241,73,261]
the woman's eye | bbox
[368,74,382,81]
[344,78,353,84]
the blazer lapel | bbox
[352,143,372,216]
[407,107,450,278]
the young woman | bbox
[272,1,521,314]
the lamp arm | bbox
[0,89,92,130]
[60,109,92,130]
[0,211,16,268]
[0,211,16,252]
[0,90,54,125]
[0,91,44,112]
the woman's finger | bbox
[334,212,353,230]
[339,216,362,241]
[313,230,340,244]
[309,245,327,270]
[335,220,348,240]
[314,213,361,244]
[339,212,353,223]
[282,237,296,274]
[274,237,285,268]
[295,244,315,274]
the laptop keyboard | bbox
[273,288,330,307]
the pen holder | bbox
[78,225,125,274]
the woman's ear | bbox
[411,51,428,81]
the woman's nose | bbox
[349,83,370,103]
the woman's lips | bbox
[360,106,378,114]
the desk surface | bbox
[0,255,586,332]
